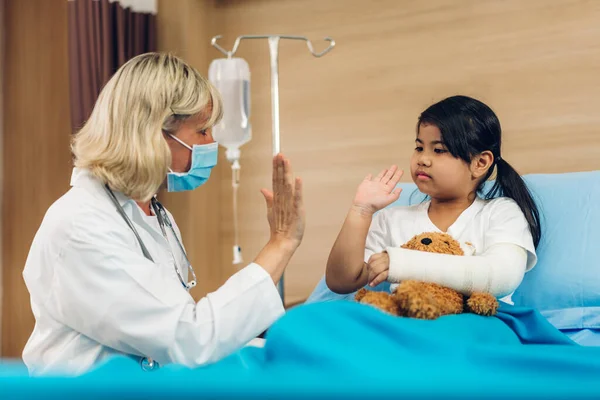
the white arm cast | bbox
[385,243,527,297]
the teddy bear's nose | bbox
[421,238,432,245]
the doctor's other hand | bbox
[254,154,305,285]
[353,165,403,215]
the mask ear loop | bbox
[167,134,193,174]
[168,133,193,151]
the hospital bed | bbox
[0,170,599,399]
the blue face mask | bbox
[167,135,218,192]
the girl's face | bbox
[410,123,489,201]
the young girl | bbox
[325,95,541,301]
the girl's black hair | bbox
[417,95,541,247]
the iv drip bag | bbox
[208,58,251,265]
[208,57,251,162]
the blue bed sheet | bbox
[1,301,600,399]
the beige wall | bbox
[1,0,72,357]
[158,0,600,306]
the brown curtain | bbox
[68,0,156,134]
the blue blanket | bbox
[2,302,600,399]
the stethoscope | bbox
[104,184,198,371]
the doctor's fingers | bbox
[293,176,304,211]
[273,156,295,214]
[273,154,294,194]
[260,189,275,228]
[271,156,303,227]
[260,188,274,209]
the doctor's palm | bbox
[261,154,305,247]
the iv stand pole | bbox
[211,35,336,304]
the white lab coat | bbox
[22,168,284,376]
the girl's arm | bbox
[326,205,374,294]
[385,243,527,297]
[326,166,403,294]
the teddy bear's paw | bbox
[354,288,368,302]
[356,291,400,315]
[396,290,441,320]
[466,292,499,316]
[408,303,441,320]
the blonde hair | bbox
[72,52,223,201]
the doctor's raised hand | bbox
[21,53,303,376]
[255,154,305,284]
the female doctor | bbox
[22,53,304,376]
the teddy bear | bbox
[354,232,498,320]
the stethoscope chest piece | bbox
[140,357,160,371]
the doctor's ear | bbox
[470,150,493,179]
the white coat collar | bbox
[70,168,163,236]
[70,168,133,208]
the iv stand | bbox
[211,35,336,304]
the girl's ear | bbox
[470,150,494,179]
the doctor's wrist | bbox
[254,239,297,284]
[267,237,300,254]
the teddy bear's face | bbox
[400,232,464,255]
